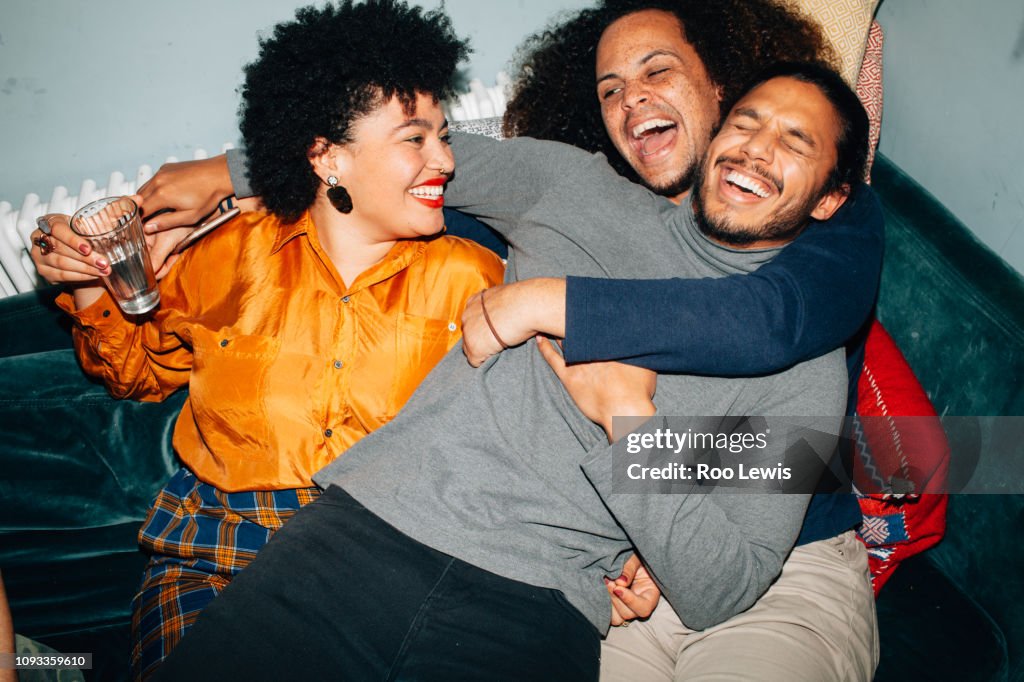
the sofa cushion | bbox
[0,288,72,356]
[856,21,884,178]
[854,320,948,593]
[791,0,880,86]
[0,347,183,651]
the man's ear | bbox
[810,184,850,221]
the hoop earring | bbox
[326,175,353,214]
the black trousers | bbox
[154,485,600,681]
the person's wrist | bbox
[522,277,567,337]
[210,154,235,199]
[603,399,657,442]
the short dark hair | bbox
[742,62,870,194]
[502,0,835,180]
[239,0,469,222]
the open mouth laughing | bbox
[408,177,446,209]
[628,116,678,160]
[715,158,783,203]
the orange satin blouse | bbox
[58,210,504,491]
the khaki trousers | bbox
[601,530,879,682]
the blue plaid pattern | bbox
[130,468,319,680]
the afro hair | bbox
[239,0,469,221]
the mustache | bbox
[713,155,784,193]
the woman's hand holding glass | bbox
[29,151,234,289]
[30,214,111,285]
[29,209,196,311]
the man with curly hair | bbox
[503,0,833,187]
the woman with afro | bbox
[32,2,503,678]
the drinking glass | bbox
[70,196,159,315]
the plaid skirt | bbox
[130,468,319,681]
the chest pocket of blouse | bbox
[383,312,458,420]
[190,329,281,459]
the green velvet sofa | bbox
[1,153,1022,681]
[868,156,1024,682]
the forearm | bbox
[57,290,190,401]
[580,425,810,629]
[652,493,808,630]
[583,369,845,629]
[446,134,594,237]
[71,284,107,311]
[605,403,657,443]
[562,184,884,373]
[512,278,567,337]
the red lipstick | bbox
[409,177,446,209]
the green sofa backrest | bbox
[871,153,1024,679]
[873,156,1024,417]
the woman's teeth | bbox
[409,185,444,198]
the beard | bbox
[692,156,818,246]
[612,123,717,200]
[643,165,698,199]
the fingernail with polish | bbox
[78,244,91,255]
[613,589,624,598]
[95,259,108,269]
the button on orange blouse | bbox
[57,211,504,491]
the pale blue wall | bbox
[876,0,1024,274]
[0,0,588,205]
[3,1,1022,276]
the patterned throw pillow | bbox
[854,321,949,593]
[789,0,881,86]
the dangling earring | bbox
[325,175,353,214]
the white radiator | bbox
[0,77,508,300]
[0,145,234,300]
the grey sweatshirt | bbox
[308,134,847,634]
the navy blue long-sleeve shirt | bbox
[560,182,883,374]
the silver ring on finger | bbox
[36,215,54,235]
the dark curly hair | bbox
[503,0,836,182]
[239,0,469,222]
